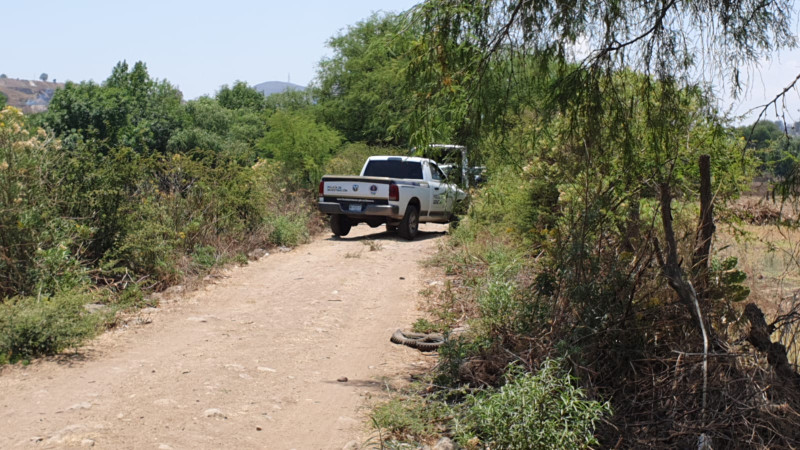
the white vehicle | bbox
[318,156,467,240]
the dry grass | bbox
[362,240,383,251]
[718,193,800,366]
[719,196,800,310]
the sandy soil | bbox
[0,224,449,449]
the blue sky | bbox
[723,49,800,125]
[4,0,419,98]
[4,0,799,124]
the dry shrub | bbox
[420,210,800,448]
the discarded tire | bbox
[390,329,445,352]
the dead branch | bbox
[692,155,714,300]
[654,183,705,335]
[744,303,800,388]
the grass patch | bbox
[454,361,610,449]
[0,290,104,364]
[371,394,454,444]
[369,360,610,449]
[191,244,219,269]
[411,317,442,334]
[269,214,310,247]
[363,240,383,251]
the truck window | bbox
[363,160,423,180]
[430,164,446,181]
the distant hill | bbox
[254,81,307,96]
[0,78,64,114]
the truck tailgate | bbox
[321,177,391,199]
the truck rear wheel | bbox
[398,205,419,240]
[330,215,351,237]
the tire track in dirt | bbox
[0,224,447,449]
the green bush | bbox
[105,197,180,285]
[257,110,342,188]
[456,360,611,449]
[371,395,454,441]
[269,215,309,247]
[191,245,218,269]
[0,107,90,298]
[0,290,102,363]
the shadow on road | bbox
[324,228,447,243]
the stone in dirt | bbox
[433,437,456,450]
[84,303,107,313]
[342,440,360,450]
[203,408,227,419]
[337,376,348,382]
[248,248,268,260]
[164,285,184,295]
[68,402,92,411]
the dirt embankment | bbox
[0,224,448,449]
[0,78,64,114]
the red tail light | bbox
[319,181,324,196]
[389,183,399,201]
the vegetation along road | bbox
[0,224,448,449]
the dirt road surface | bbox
[0,224,449,449]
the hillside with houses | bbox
[0,78,64,114]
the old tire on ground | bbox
[330,215,351,237]
[398,204,419,240]
[390,329,444,352]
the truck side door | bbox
[427,162,454,218]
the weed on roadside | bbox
[0,290,104,363]
[371,393,454,444]
[363,240,383,251]
[453,361,611,449]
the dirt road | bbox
[0,224,448,449]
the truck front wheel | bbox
[398,205,419,240]
[330,215,351,237]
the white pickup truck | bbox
[318,156,467,239]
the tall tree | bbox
[257,110,342,187]
[216,81,265,110]
[43,61,184,154]
[315,12,418,145]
